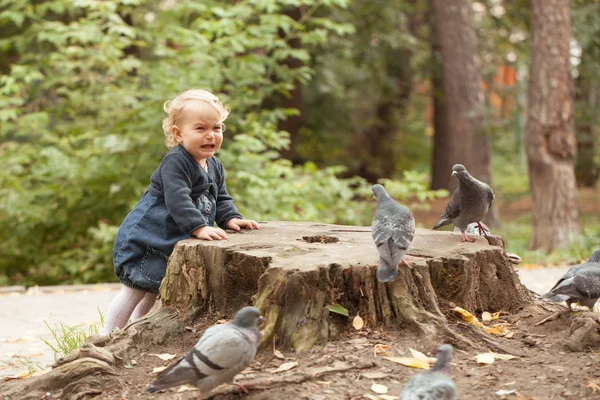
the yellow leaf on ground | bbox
[271,361,298,374]
[152,366,167,374]
[409,348,437,364]
[151,353,177,361]
[3,370,31,381]
[353,314,365,330]
[383,356,431,370]
[453,307,484,327]
[482,311,502,322]
[371,383,388,394]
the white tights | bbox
[100,285,158,336]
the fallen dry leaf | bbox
[3,370,31,381]
[353,313,365,330]
[274,349,285,359]
[383,356,430,370]
[176,384,197,392]
[409,348,437,364]
[371,383,388,394]
[150,353,177,361]
[374,344,391,357]
[475,352,516,365]
[379,396,400,400]
[475,353,495,365]
[152,366,168,374]
[454,307,506,336]
[271,361,298,374]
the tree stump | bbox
[0,221,533,399]
[161,221,531,351]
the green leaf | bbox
[326,304,349,317]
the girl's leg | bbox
[100,284,146,335]
[131,292,158,321]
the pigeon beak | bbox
[371,192,374,197]
[451,171,457,177]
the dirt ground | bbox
[81,304,600,400]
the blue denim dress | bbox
[113,147,242,294]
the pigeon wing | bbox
[444,189,462,220]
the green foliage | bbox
[41,308,105,361]
[0,0,393,285]
[379,171,448,210]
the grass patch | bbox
[499,213,600,266]
[41,308,104,361]
[0,355,43,375]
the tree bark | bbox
[429,0,498,227]
[430,0,487,193]
[574,1,600,187]
[277,7,306,165]
[525,0,580,252]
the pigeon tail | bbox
[433,217,451,230]
[540,292,567,302]
[377,259,399,283]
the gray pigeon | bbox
[541,249,600,310]
[399,344,457,400]
[371,184,415,282]
[146,306,263,394]
[433,164,494,242]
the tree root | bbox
[564,317,600,352]
[205,360,376,399]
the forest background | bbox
[0,0,599,286]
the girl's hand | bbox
[192,226,228,241]
[227,218,262,231]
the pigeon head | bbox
[451,164,469,179]
[233,306,264,329]
[589,249,600,263]
[432,344,453,373]
[371,184,391,201]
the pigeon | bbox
[540,249,600,310]
[146,306,263,394]
[433,164,494,242]
[371,184,416,282]
[399,344,457,400]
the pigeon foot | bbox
[461,233,475,242]
[476,222,489,237]
[401,259,413,269]
[586,380,600,393]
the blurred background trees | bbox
[0,0,599,286]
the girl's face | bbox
[173,102,224,165]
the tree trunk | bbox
[0,222,534,399]
[525,0,580,252]
[429,0,498,227]
[430,0,487,193]
[277,7,306,165]
[574,1,600,187]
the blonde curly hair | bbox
[162,89,231,149]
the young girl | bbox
[100,89,261,335]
